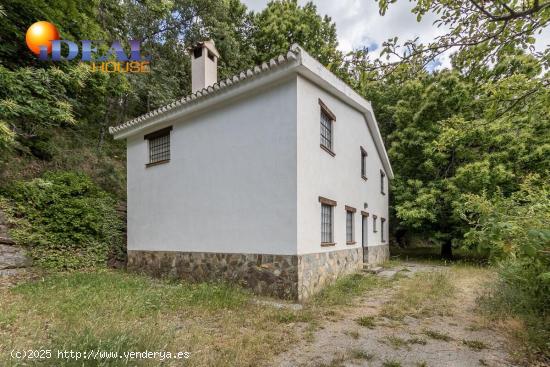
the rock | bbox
[250,298,303,311]
[0,244,32,269]
[0,268,28,277]
[377,270,398,278]
[0,237,16,245]
[363,266,383,274]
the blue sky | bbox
[242,0,550,70]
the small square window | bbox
[144,126,172,166]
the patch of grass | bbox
[382,359,402,367]
[13,270,250,313]
[273,309,314,324]
[356,315,376,328]
[343,329,360,339]
[350,348,374,360]
[381,335,410,350]
[0,270,306,366]
[465,324,484,331]
[478,277,550,363]
[0,310,16,330]
[380,271,456,320]
[313,273,387,306]
[407,336,427,345]
[423,329,453,342]
[319,353,347,367]
[462,339,488,351]
[416,362,428,367]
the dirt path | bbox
[271,263,516,367]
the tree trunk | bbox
[441,240,453,260]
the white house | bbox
[109,41,393,301]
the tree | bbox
[371,0,550,77]
[252,0,343,71]
[380,50,549,258]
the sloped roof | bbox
[109,44,393,178]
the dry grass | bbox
[380,270,456,320]
[0,270,309,366]
[462,339,488,351]
[423,329,453,342]
[356,315,377,328]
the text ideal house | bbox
[110,41,393,301]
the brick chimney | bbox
[189,40,220,92]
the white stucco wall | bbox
[296,75,389,255]
[127,77,298,255]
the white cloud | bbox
[241,0,549,70]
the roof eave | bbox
[111,54,301,140]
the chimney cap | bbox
[187,39,220,59]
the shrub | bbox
[461,174,550,358]
[2,171,124,270]
[461,175,550,316]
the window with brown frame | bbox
[319,99,335,155]
[380,170,386,195]
[145,126,172,166]
[346,210,354,243]
[319,196,336,245]
[381,217,386,242]
[321,204,333,244]
[361,147,368,179]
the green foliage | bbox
[252,0,343,70]
[2,171,124,270]
[462,175,550,359]
[461,175,550,315]
[375,0,550,76]
[0,120,14,152]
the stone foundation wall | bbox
[298,247,362,301]
[128,247,364,301]
[127,251,299,299]
[365,244,390,265]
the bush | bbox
[461,174,550,358]
[462,175,550,314]
[1,171,124,270]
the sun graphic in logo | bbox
[25,21,60,55]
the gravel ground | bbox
[271,263,517,367]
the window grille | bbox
[144,126,172,165]
[346,211,354,242]
[320,109,333,150]
[321,204,333,243]
[361,147,367,178]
